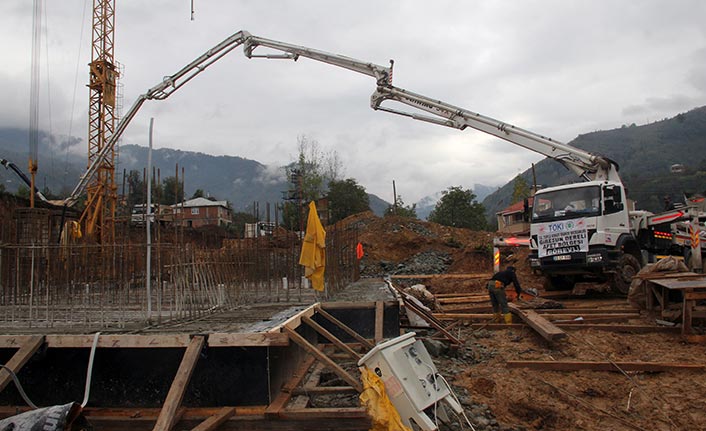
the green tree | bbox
[511,175,531,204]
[327,178,370,223]
[191,189,205,199]
[126,170,145,208]
[385,195,417,218]
[282,135,343,229]
[230,211,258,237]
[16,185,30,199]
[161,176,184,205]
[428,186,487,230]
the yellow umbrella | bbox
[299,201,326,291]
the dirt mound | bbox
[341,212,543,293]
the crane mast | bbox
[83,0,119,243]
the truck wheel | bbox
[610,253,640,295]
[544,275,575,291]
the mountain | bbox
[482,106,706,219]
[0,129,390,216]
[415,183,497,220]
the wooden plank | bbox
[374,301,384,343]
[45,334,192,348]
[434,313,494,321]
[267,303,317,333]
[283,326,363,393]
[153,335,206,431]
[301,316,360,360]
[293,386,357,395]
[286,396,310,411]
[265,355,317,418]
[314,306,374,349]
[508,303,566,341]
[507,360,706,372]
[319,301,396,310]
[207,333,289,347]
[684,291,706,300]
[390,273,491,280]
[190,408,235,431]
[541,313,639,320]
[277,407,368,420]
[0,335,44,393]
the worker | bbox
[487,266,522,324]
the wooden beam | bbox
[390,273,491,280]
[301,316,361,360]
[283,326,363,393]
[507,360,706,372]
[0,335,44,393]
[472,322,679,333]
[314,306,374,349]
[44,334,192,348]
[206,333,289,347]
[268,303,317,333]
[265,355,317,418]
[293,386,357,395]
[374,301,384,343]
[190,407,235,431]
[508,303,566,341]
[153,335,205,431]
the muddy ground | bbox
[342,212,706,431]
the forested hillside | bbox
[482,106,706,219]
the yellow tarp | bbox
[359,368,412,431]
[299,201,326,291]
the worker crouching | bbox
[487,266,522,324]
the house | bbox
[496,197,533,235]
[173,197,233,228]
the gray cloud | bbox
[2,0,705,204]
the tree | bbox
[327,178,370,223]
[16,185,30,199]
[126,170,145,208]
[161,176,184,204]
[230,211,257,238]
[385,195,417,219]
[428,186,487,230]
[511,175,531,204]
[191,189,205,199]
[282,135,343,229]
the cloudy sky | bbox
[2,1,705,203]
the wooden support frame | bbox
[301,316,361,360]
[314,306,374,350]
[385,280,462,345]
[0,335,44,393]
[190,407,235,431]
[507,360,706,372]
[265,355,317,418]
[153,335,206,431]
[282,326,363,393]
[374,301,385,343]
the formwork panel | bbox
[0,346,269,408]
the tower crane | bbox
[82,0,119,243]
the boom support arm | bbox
[63,30,391,207]
[370,86,619,182]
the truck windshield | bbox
[532,186,601,222]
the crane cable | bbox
[63,0,90,191]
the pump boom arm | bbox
[63,30,391,207]
[370,86,619,182]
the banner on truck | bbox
[536,218,588,258]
